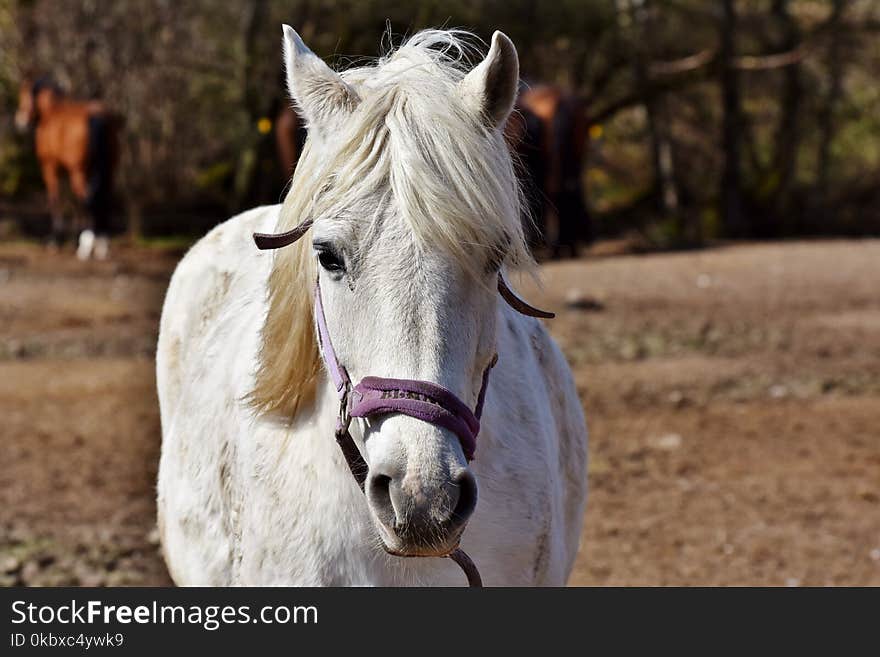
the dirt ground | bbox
[1,239,878,586]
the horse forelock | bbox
[250,29,533,422]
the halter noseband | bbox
[253,221,554,587]
[315,277,493,462]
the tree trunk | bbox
[719,0,746,238]
[815,0,847,212]
[631,0,679,219]
[232,0,270,212]
[770,0,802,232]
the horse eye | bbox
[317,249,345,273]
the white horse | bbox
[156,26,588,586]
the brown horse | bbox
[15,77,121,259]
[506,84,591,258]
[274,83,590,259]
[274,103,307,180]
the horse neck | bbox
[33,93,63,123]
[38,93,102,122]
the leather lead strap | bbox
[252,224,555,320]
[449,548,483,587]
[498,274,555,319]
[253,219,313,250]
[335,429,368,490]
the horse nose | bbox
[367,466,478,555]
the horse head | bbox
[255,27,546,558]
[15,76,61,131]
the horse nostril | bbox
[367,465,477,552]
[367,473,395,527]
[450,470,478,528]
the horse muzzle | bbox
[366,462,478,557]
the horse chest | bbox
[35,115,88,168]
[230,437,378,585]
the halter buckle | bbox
[335,384,352,438]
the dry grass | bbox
[1,239,878,585]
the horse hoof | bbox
[76,229,95,261]
[94,237,109,260]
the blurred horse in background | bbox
[274,104,307,181]
[15,76,122,260]
[506,84,592,258]
[275,83,591,260]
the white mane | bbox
[288,29,531,274]
[251,29,533,420]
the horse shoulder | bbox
[156,205,278,431]
[508,310,588,572]
[34,121,56,162]
[156,204,280,584]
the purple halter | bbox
[314,277,493,462]
[253,222,554,587]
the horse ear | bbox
[282,25,359,136]
[458,31,519,129]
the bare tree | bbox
[719,0,745,237]
[769,0,802,230]
[815,0,847,212]
[628,0,679,220]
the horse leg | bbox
[69,167,95,260]
[557,194,578,259]
[41,162,64,247]
[83,115,113,260]
[545,205,563,259]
